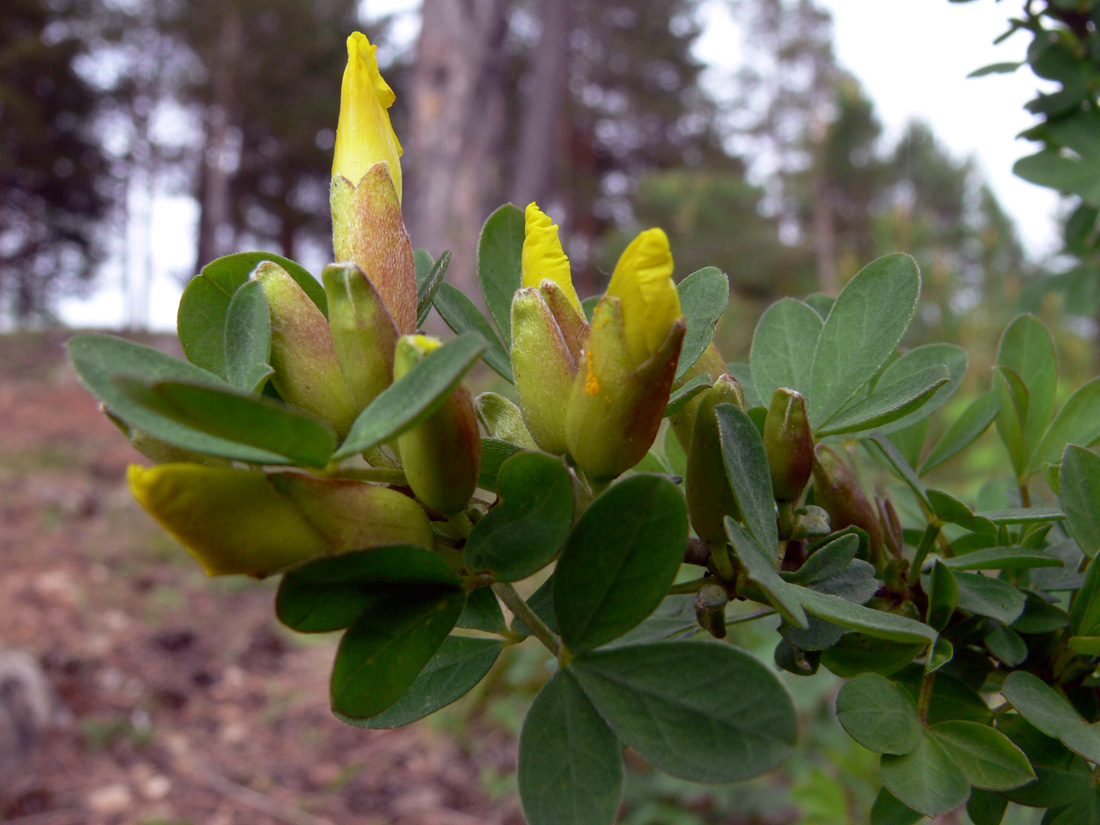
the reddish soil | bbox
[0,331,523,825]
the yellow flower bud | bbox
[332,32,402,197]
[606,228,682,368]
[394,335,481,514]
[564,228,685,480]
[331,32,416,334]
[522,203,582,313]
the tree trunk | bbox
[405,0,511,295]
[194,10,241,275]
[509,0,572,208]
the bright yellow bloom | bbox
[333,32,403,200]
[522,202,582,313]
[607,228,682,367]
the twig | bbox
[492,582,563,659]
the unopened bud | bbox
[812,445,884,562]
[790,505,831,540]
[511,288,577,455]
[763,388,813,503]
[394,335,481,513]
[668,342,730,453]
[323,262,399,411]
[685,376,745,545]
[252,261,357,438]
[695,581,729,639]
[270,472,432,551]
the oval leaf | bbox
[115,378,335,468]
[330,587,466,720]
[178,251,325,376]
[880,729,970,817]
[554,475,688,654]
[836,673,921,755]
[1060,445,1100,558]
[465,452,574,581]
[519,669,624,825]
[750,297,823,406]
[816,365,948,437]
[930,720,1036,791]
[920,391,999,475]
[571,641,797,783]
[874,344,968,434]
[715,403,778,550]
[807,253,921,427]
[223,279,273,393]
[675,266,729,379]
[344,636,502,729]
[477,203,524,345]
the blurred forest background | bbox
[4,0,1089,375]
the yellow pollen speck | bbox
[584,359,600,396]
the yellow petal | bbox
[333,32,403,200]
[606,228,682,367]
[522,202,582,313]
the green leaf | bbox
[886,418,929,470]
[416,250,451,327]
[930,720,1035,790]
[1002,671,1100,763]
[749,298,823,406]
[519,669,624,825]
[465,452,574,581]
[943,547,1064,573]
[870,787,923,825]
[343,636,502,729]
[334,334,486,459]
[675,266,728,379]
[879,730,970,817]
[993,366,1030,477]
[996,314,1058,464]
[456,586,507,634]
[68,335,290,465]
[571,641,796,783]
[726,518,808,629]
[1060,445,1100,557]
[275,546,461,633]
[926,489,996,535]
[178,251,325,376]
[817,365,948,437]
[223,279,273,393]
[868,434,931,510]
[554,475,688,654]
[798,587,937,645]
[953,572,1026,625]
[115,379,335,468]
[664,373,711,417]
[836,673,921,754]
[807,253,921,427]
[330,587,465,720]
[966,789,1008,825]
[873,344,968,434]
[968,60,1023,77]
[606,595,697,648]
[895,667,990,725]
[433,282,513,381]
[1071,550,1100,636]
[782,533,860,585]
[715,403,777,550]
[920,391,999,474]
[1012,592,1069,633]
[478,438,525,490]
[927,562,959,631]
[1031,377,1100,472]
[820,634,924,678]
[477,203,524,346]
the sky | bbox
[58,0,1063,331]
